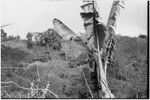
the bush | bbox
[139,34,147,39]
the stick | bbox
[82,72,94,98]
[36,65,41,82]
[4,90,11,99]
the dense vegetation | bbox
[1,29,148,98]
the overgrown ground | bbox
[1,34,148,98]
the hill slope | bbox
[1,35,148,98]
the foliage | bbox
[1,29,7,38]
[1,35,20,42]
[139,34,147,39]
[107,36,148,98]
[25,28,62,50]
[1,31,148,99]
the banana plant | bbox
[80,0,125,98]
[52,0,125,98]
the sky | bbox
[1,0,147,39]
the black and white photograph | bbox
[1,0,149,99]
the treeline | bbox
[25,28,62,50]
[1,29,20,42]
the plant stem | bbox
[82,72,94,98]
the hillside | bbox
[1,35,148,98]
[107,36,147,98]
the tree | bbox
[26,32,33,42]
[1,29,7,38]
[26,32,33,49]
[139,34,147,39]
